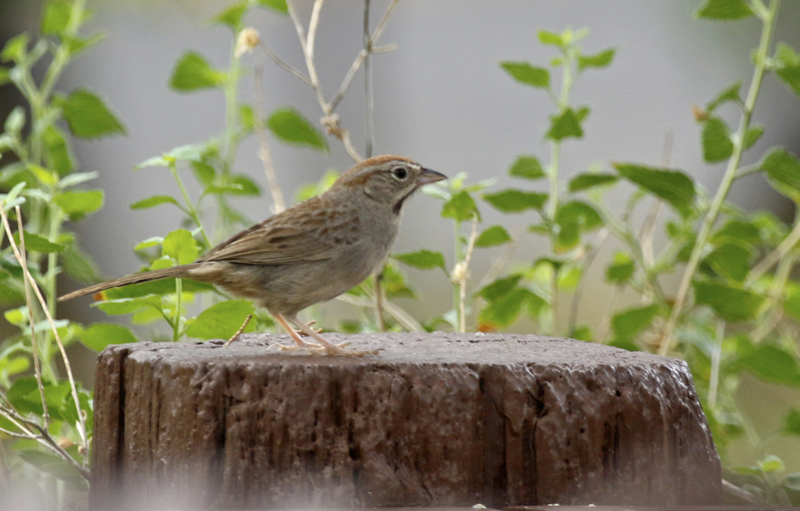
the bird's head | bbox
[334,155,446,214]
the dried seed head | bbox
[451,261,469,284]
[235,28,261,57]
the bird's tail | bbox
[58,263,201,302]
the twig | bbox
[453,216,479,333]
[363,0,374,158]
[0,206,88,461]
[722,479,760,505]
[336,293,423,332]
[746,217,800,286]
[568,227,610,334]
[257,41,313,88]
[253,51,286,214]
[708,320,724,408]
[0,405,89,480]
[373,270,386,331]
[660,0,779,356]
[15,208,49,427]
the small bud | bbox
[235,28,261,58]
[451,261,468,284]
[57,437,74,449]
[691,104,708,122]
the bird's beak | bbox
[417,167,447,185]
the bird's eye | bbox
[391,166,408,181]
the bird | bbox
[58,155,446,356]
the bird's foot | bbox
[296,320,323,336]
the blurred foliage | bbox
[1,0,800,506]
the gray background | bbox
[2,0,800,469]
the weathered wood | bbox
[91,333,721,509]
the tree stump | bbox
[91,333,721,509]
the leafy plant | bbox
[0,0,124,501]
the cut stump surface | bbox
[91,333,721,509]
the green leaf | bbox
[711,220,761,246]
[295,169,339,201]
[704,243,751,282]
[759,455,785,474]
[213,1,247,30]
[5,106,25,134]
[191,161,216,186]
[94,295,163,316]
[612,304,659,341]
[508,154,545,180]
[475,225,512,248]
[537,29,563,47]
[483,189,547,213]
[706,81,741,112]
[556,201,602,231]
[1,33,29,63]
[568,172,618,192]
[54,189,104,220]
[479,274,522,302]
[479,287,534,328]
[783,408,800,436]
[258,0,288,13]
[774,44,800,97]
[61,241,103,283]
[701,116,734,163]
[695,0,753,20]
[606,252,634,284]
[61,89,126,138]
[267,107,328,151]
[65,32,106,56]
[43,126,74,175]
[17,449,87,488]
[614,163,696,216]
[742,124,764,151]
[499,61,549,89]
[380,262,416,299]
[162,229,198,265]
[134,236,163,251]
[186,300,256,340]
[130,195,183,211]
[693,280,764,322]
[13,231,64,253]
[79,322,138,351]
[394,250,446,272]
[761,148,800,201]
[556,221,581,252]
[0,66,9,87]
[578,48,615,71]
[739,342,800,387]
[41,1,71,35]
[546,108,584,141]
[28,164,57,186]
[441,190,479,222]
[169,51,226,91]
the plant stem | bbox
[659,0,779,356]
[173,278,182,343]
[363,0,374,159]
[223,38,241,175]
[453,219,463,331]
[169,161,211,247]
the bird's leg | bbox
[273,313,318,349]
[296,319,323,336]
[224,314,253,347]
[290,317,380,357]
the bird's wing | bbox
[198,196,357,266]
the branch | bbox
[15,208,49,427]
[0,205,88,460]
[253,52,286,214]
